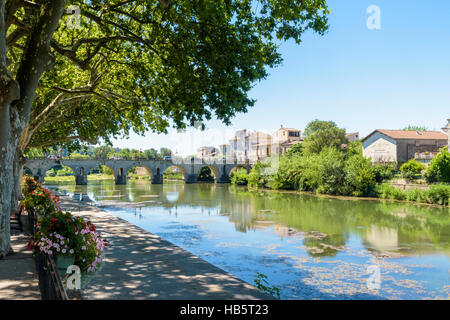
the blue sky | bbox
[112,0,450,156]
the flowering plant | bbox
[22,175,39,197]
[20,175,61,214]
[28,211,107,273]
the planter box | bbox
[55,255,75,272]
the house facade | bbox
[196,146,219,160]
[362,129,448,165]
[273,127,302,155]
[248,131,272,163]
[203,126,303,164]
[346,132,359,142]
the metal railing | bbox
[28,210,69,300]
[34,250,69,300]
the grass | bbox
[44,176,75,183]
[87,174,114,180]
[163,172,184,180]
[376,183,450,206]
[44,174,114,184]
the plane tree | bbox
[0,0,329,257]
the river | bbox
[46,180,450,300]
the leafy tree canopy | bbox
[402,125,428,131]
[8,0,330,154]
[302,119,348,155]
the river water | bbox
[46,180,450,299]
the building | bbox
[362,129,448,165]
[197,146,219,160]
[346,132,360,142]
[218,143,232,161]
[442,119,450,148]
[218,126,303,163]
[248,131,272,163]
[273,127,302,154]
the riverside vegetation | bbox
[230,120,450,207]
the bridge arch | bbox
[86,164,116,183]
[228,165,249,175]
[125,165,156,184]
[163,165,187,182]
[24,158,244,185]
[197,165,219,183]
[40,164,76,184]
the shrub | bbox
[271,154,305,190]
[375,184,407,200]
[197,167,215,182]
[372,163,396,183]
[304,147,346,195]
[248,162,269,188]
[406,188,428,203]
[344,154,376,196]
[400,159,425,180]
[427,184,450,206]
[230,168,249,186]
[425,147,450,183]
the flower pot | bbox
[55,255,75,272]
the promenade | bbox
[60,196,272,300]
[0,233,40,300]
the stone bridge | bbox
[24,158,250,185]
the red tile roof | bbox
[363,130,448,141]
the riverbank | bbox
[234,183,450,208]
[240,186,450,208]
[44,174,115,184]
[59,195,272,299]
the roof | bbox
[362,129,448,142]
[278,127,300,132]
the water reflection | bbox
[48,180,450,299]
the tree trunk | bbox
[0,129,13,257]
[11,148,25,213]
[0,0,20,257]
[0,0,68,258]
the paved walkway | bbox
[0,233,40,300]
[61,196,272,300]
